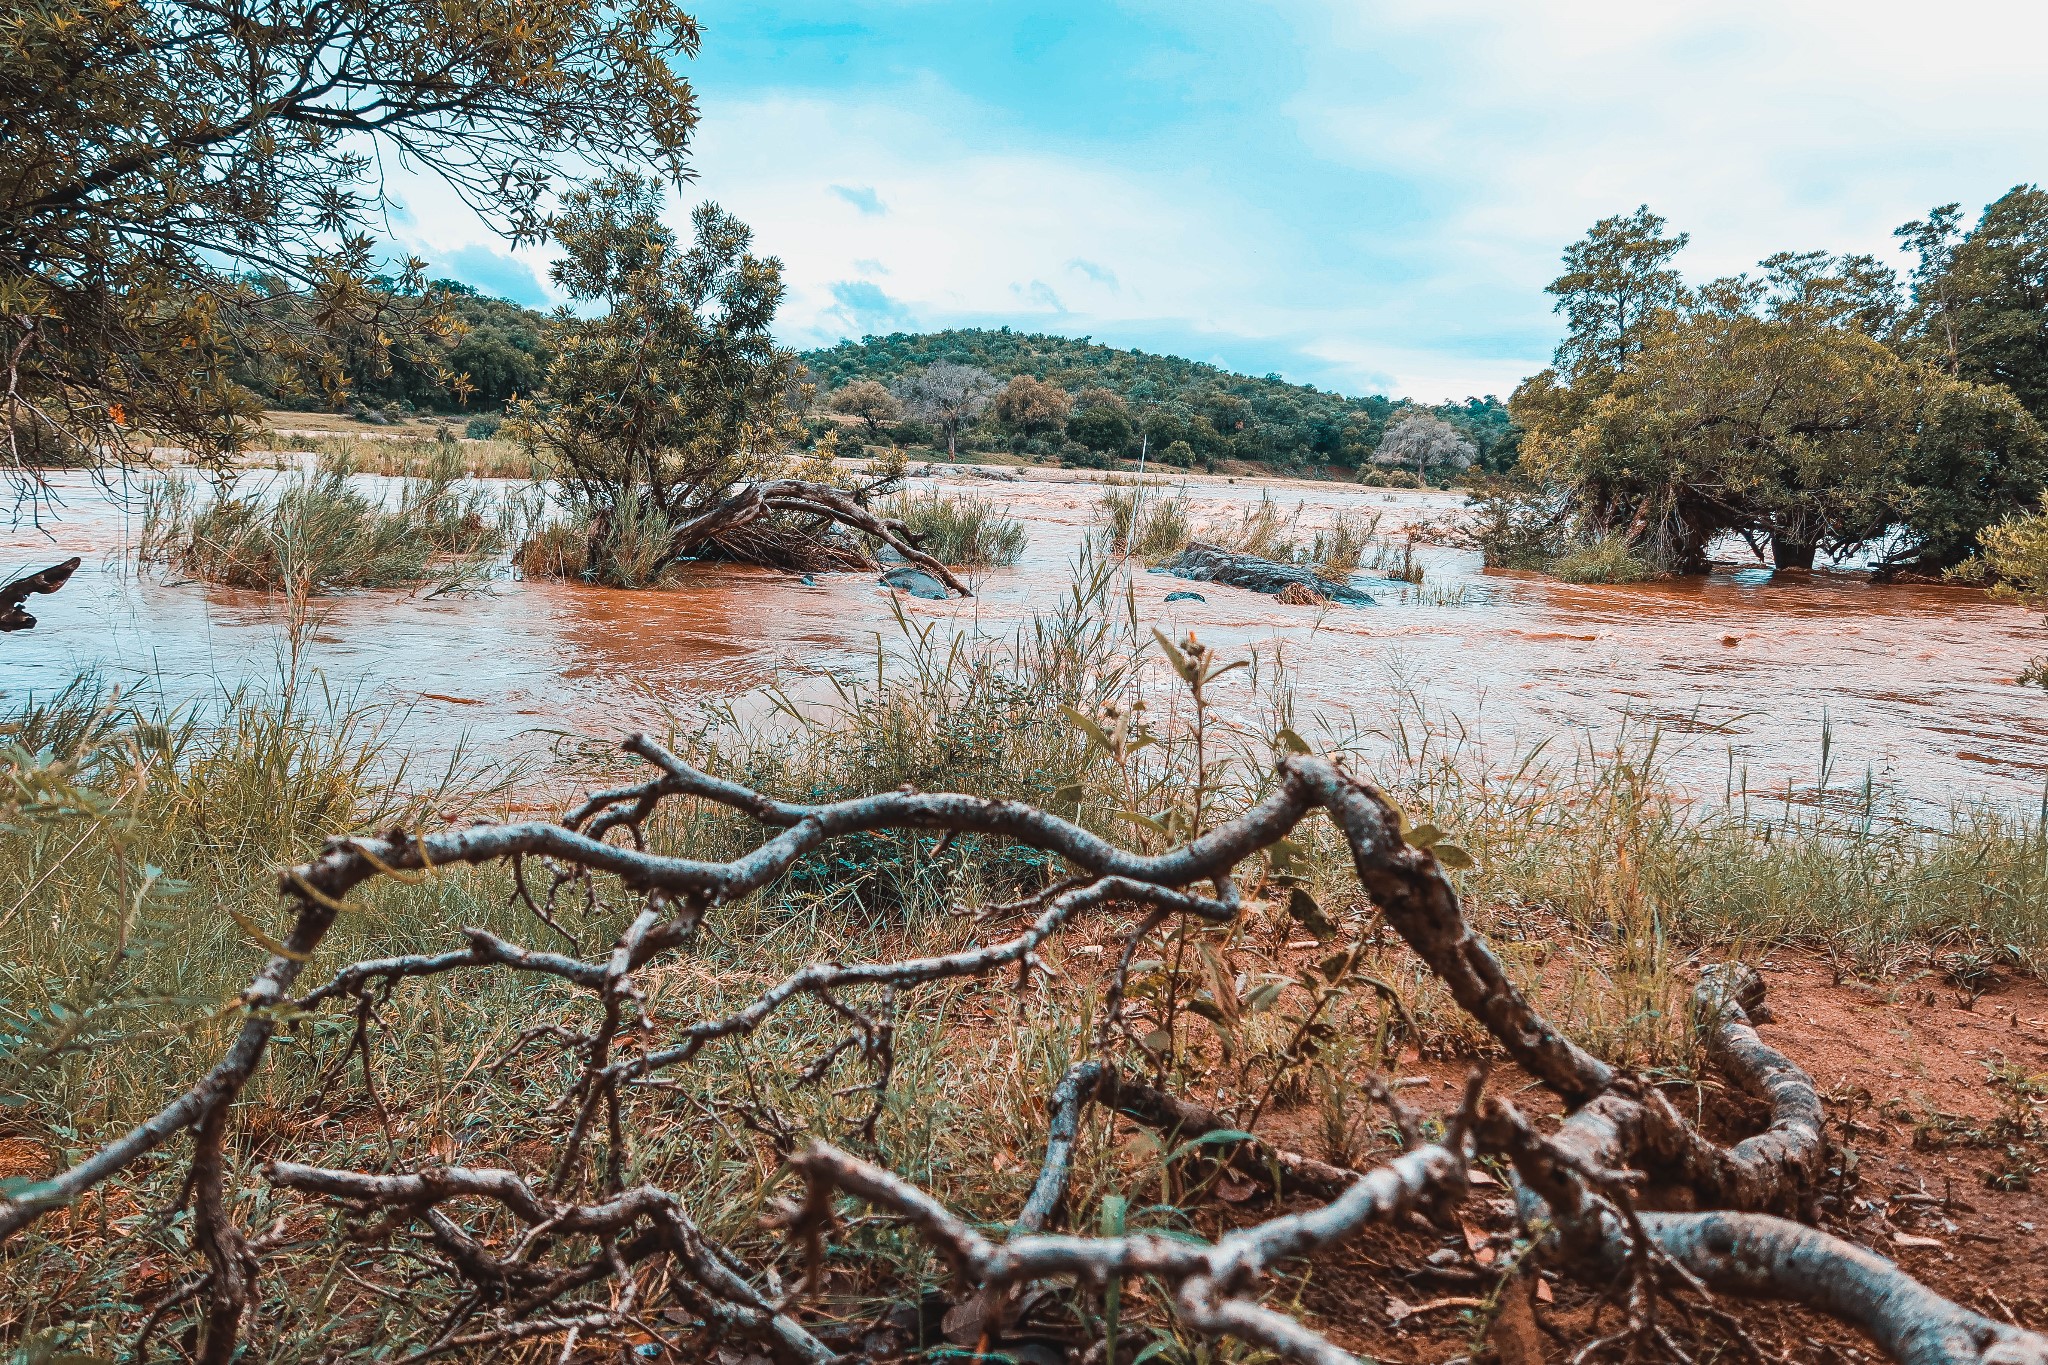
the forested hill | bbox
[799,328,1515,471]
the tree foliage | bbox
[509,178,801,559]
[0,0,700,470]
[890,361,997,459]
[1897,186,2048,422]
[827,377,902,440]
[1374,412,1477,477]
[804,327,1511,470]
[1515,205,2048,573]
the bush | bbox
[1550,532,1656,584]
[879,490,1027,568]
[1952,510,2048,610]
[512,494,678,588]
[1159,439,1195,468]
[1465,484,1569,570]
[464,414,503,440]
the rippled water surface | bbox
[1,471,2042,810]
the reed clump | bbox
[140,452,504,593]
[877,487,1027,568]
[262,429,537,480]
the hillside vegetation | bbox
[803,326,1515,473]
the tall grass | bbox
[1097,484,1195,564]
[509,492,680,587]
[1550,531,1657,584]
[878,488,1028,568]
[140,452,505,593]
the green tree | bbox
[0,0,699,472]
[893,362,997,459]
[829,379,904,441]
[1067,387,1134,456]
[1898,186,2048,421]
[510,177,801,575]
[991,374,1071,449]
[1545,205,1691,379]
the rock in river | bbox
[1164,590,1207,603]
[880,564,951,600]
[1155,541,1373,606]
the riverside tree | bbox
[1515,210,2048,573]
[0,0,701,474]
[1371,411,1477,481]
[509,178,965,589]
[1895,186,2048,422]
[992,373,1073,449]
[827,378,903,441]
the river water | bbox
[0,470,2041,813]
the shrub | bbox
[879,489,1027,568]
[511,494,678,588]
[1465,484,1569,570]
[1551,532,1656,584]
[464,414,503,440]
[1952,510,2048,610]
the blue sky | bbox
[389,1,2048,401]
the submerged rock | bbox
[1164,590,1207,603]
[1156,541,1373,606]
[880,564,950,600]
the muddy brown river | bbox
[1,470,2042,813]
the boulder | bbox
[880,565,951,600]
[1164,590,1206,603]
[1155,541,1373,606]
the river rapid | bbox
[0,468,2042,815]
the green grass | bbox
[1549,531,1658,584]
[877,488,1028,568]
[140,453,505,594]
[260,430,537,480]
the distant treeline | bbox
[801,327,1514,473]
[232,279,553,417]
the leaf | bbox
[1407,822,1445,849]
[1245,978,1290,1013]
[1266,837,1308,878]
[1163,1129,1256,1165]
[1197,944,1240,1026]
[1052,781,1084,806]
[1151,627,1196,684]
[1286,887,1339,943]
[1111,808,1170,839]
[1057,703,1116,758]
[1142,1028,1174,1055]
[1274,727,1312,755]
[1432,842,1475,870]
[228,909,310,962]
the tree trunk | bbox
[1771,536,1818,571]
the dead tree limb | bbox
[654,477,971,595]
[0,554,78,631]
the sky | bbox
[385,1,2048,402]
